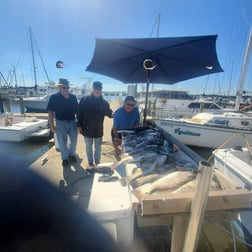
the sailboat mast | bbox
[235,27,252,110]
[29,27,38,87]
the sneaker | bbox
[69,155,77,163]
[86,163,95,172]
[62,159,69,167]
[86,163,94,168]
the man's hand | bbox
[78,127,83,134]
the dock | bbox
[29,100,120,186]
[27,99,252,251]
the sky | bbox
[1,0,252,95]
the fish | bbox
[126,161,157,183]
[126,154,167,183]
[120,150,158,164]
[130,167,176,189]
[172,179,221,193]
[130,173,163,189]
[110,155,135,170]
[133,171,196,199]
[172,180,196,193]
[126,167,143,183]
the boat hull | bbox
[0,116,50,142]
[154,118,252,148]
[214,148,252,235]
[22,96,49,113]
[214,148,252,189]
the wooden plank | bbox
[214,169,242,190]
[141,189,252,215]
[137,214,174,227]
[171,215,188,252]
[136,210,238,227]
[182,161,214,252]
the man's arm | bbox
[112,126,122,147]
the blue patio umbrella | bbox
[86,35,223,123]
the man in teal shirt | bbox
[112,96,140,160]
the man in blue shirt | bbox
[112,96,140,160]
[47,78,78,167]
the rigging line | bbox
[228,61,234,97]
[241,0,252,27]
[30,29,51,83]
[0,72,9,86]
[149,14,160,38]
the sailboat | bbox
[154,27,252,149]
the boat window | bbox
[150,90,193,100]
[210,119,229,125]
[188,102,221,109]
[241,121,249,126]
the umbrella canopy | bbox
[86,35,223,122]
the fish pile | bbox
[110,127,222,201]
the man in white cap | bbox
[47,78,78,167]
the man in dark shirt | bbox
[77,81,113,168]
[47,78,78,167]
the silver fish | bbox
[172,179,221,193]
[130,168,176,189]
[134,171,196,198]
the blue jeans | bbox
[84,137,102,165]
[56,120,78,161]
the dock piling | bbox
[182,161,214,252]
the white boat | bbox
[154,28,252,149]
[22,94,52,113]
[22,85,88,113]
[213,147,252,235]
[154,111,252,148]
[143,89,223,118]
[0,114,50,142]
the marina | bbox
[3,99,251,251]
[2,2,252,251]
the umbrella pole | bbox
[143,72,150,125]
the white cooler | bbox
[88,170,134,249]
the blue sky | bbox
[1,0,252,95]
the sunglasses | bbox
[125,103,135,107]
[62,86,70,90]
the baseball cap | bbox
[93,81,102,90]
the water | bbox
[190,146,214,161]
